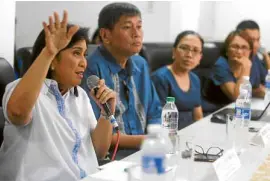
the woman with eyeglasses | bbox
[0,11,116,180]
[151,30,204,130]
[203,30,253,105]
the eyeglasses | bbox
[181,142,224,159]
[229,44,250,52]
[194,145,224,159]
[178,45,202,56]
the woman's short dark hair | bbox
[220,30,253,59]
[31,24,89,79]
[98,2,141,30]
[173,30,204,49]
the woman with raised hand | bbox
[203,30,253,105]
[0,11,116,181]
[151,30,204,130]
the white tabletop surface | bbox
[82,98,270,181]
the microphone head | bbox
[87,75,100,90]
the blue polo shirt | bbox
[151,66,201,130]
[81,45,162,135]
[251,54,267,87]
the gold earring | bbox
[51,66,55,71]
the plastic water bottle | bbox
[240,76,252,99]
[161,97,178,153]
[235,89,251,127]
[141,124,167,181]
[235,89,251,153]
[264,70,270,106]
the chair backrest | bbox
[138,45,148,60]
[142,42,223,73]
[142,43,173,73]
[198,42,223,69]
[0,57,15,107]
[193,41,223,84]
[0,107,4,145]
[15,47,33,77]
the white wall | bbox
[0,0,15,66]
[198,1,216,41]
[15,1,171,49]
[213,1,270,49]
[169,1,199,42]
[13,1,270,67]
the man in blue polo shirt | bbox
[236,20,270,97]
[81,2,161,153]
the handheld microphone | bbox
[87,75,119,129]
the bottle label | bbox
[235,107,251,120]
[162,112,178,134]
[142,155,166,174]
[266,82,270,89]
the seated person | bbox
[81,3,161,157]
[151,30,204,130]
[203,30,253,105]
[0,11,116,181]
[236,20,269,97]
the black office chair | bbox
[0,107,4,145]
[193,42,223,82]
[0,57,14,144]
[0,57,15,107]
[15,47,33,77]
[142,43,173,73]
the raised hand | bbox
[234,57,252,69]
[240,57,252,70]
[42,10,79,56]
[233,57,252,76]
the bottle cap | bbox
[166,97,175,103]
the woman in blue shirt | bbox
[151,30,203,130]
[203,30,253,105]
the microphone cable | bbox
[111,129,120,161]
[87,75,120,161]
[108,116,120,161]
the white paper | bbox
[260,124,270,144]
[98,160,134,170]
[213,148,241,181]
[89,161,136,181]
[251,124,270,147]
[82,160,176,181]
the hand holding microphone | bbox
[87,75,118,129]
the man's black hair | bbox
[98,2,141,30]
[236,20,260,31]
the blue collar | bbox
[98,45,141,76]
